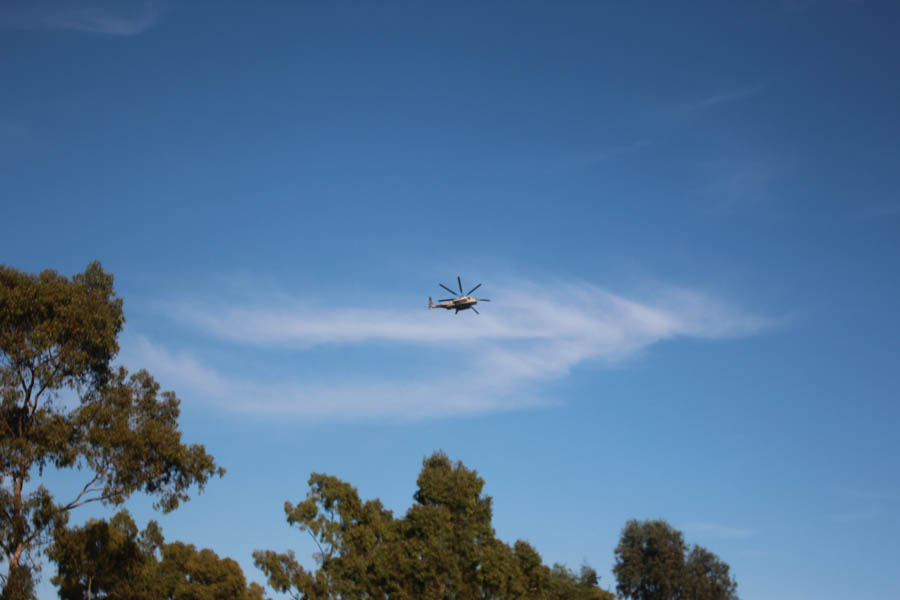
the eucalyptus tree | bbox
[0,263,223,598]
[254,452,614,600]
[252,471,401,599]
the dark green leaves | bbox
[48,510,147,600]
[614,519,738,600]
[683,545,739,600]
[255,452,615,600]
[50,510,263,600]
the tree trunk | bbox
[4,452,31,600]
[1,561,32,600]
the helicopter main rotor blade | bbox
[458,276,463,295]
[471,306,480,315]
[477,298,491,302]
[466,283,482,295]
[439,283,458,296]
[438,298,455,302]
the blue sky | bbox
[2,0,899,598]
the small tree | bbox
[613,519,738,600]
[613,520,686,600]
[0,263,223,597]
[683,545,738,600]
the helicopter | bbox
[428,276,491,314]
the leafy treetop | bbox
[613,519,738,600]
[254,451,615,600]
[49,509,266,600]
[0,262,223,598]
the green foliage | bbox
[48,510,150,599]
[0,263,224,596]
[49,510,265,600]
[613,519,737,600]
[547,564,615,600]
[253,472,398,600]
[402,452,495,599]
[683,546,738,600]
[613,519,686,600]
[254,451,614,600]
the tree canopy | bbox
[613,519,738,600]
[49,509,265,600]
[254,451,615,600]
[0,262,223,598]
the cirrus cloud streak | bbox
[123,281,772,420]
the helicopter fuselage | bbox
[429,296,478,312]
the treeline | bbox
[0,263,738,599]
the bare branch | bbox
[30,360,63,416]
[61,472,105,512]
[61,493,117,512]
[305,526,328,562]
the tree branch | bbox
[61,472,107,512]
[306,528,328,562]
[30,359,63,417]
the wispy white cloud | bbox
[120,334,547,420]
[689,84,767,111]
[1,0,165,36]
[829,505,879,523]
[696,156,781,213]
[556,141,653,171]
[828,489,895,523]
[847,489,899,501]
[683,521,755,539]
[168,283,766,349]
[122,280,771,420]
[862,202,900,218]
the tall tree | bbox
[401,452,496,599]
[254,451,614,600]
[613,519,738,600]
[0,263,223,598]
